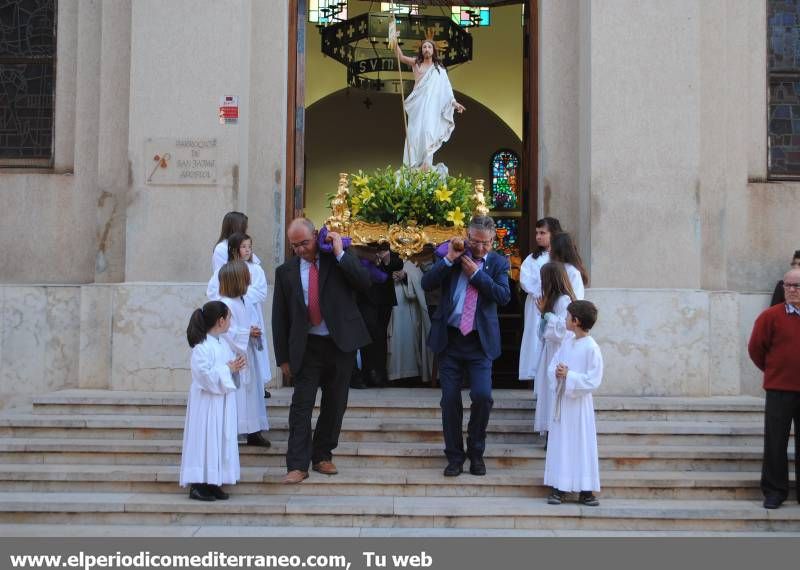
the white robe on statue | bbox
[179,335,240,487]
[387,261,433,383]
[518,252,549,380]
[532,294,570,434]
[207,263,271,434]
[543,333,603,493]
[403,64,456,172]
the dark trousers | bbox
[761,389,800,503]
[361,303,392,378]
[286,335,354,472]
[438,327,494,464]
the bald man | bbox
[748,267,800,509]
[272,218,372,484]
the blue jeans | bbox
[438,328,494,464]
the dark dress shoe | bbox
[247,431,271,448]
[189,484,216,501]
[469,457,486,476]
[350,372,368,389]
[264,389,271,399]
[763,496,783,509]
[444,462,463,477]
[207,484,229,500]
[367,369,387,388]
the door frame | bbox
[285,0,538,253]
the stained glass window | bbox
[381,3,419,15]
[490,150,520,209]
[768,0,800,176]
[451,6,490,28]
[0,0,56,161]
[309,0,347,25]
[493,218,519,256]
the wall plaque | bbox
[144,137,218,185]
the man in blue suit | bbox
[422,216,511,476]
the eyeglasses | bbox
[290,239,312,250]
[467,237,493,247]
[783,282,800,290]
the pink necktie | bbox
[459,259,483,335]
[308,262,322,326]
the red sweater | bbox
[748,303,800,392]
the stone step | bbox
[1,492,797,531]
[29,390,766,422]
[4,523,799,537]
[0,438,775,472]
[0,464,779,500]
[0,413,767,446]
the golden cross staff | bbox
[388,6,410,164]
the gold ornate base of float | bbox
[324,172,489,259]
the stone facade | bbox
[0,1,793,404]
[0,283,767,408]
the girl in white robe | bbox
[544,300,603,506]
[519,217,562,381]
[550,232,588,301]
[211,211,261,274]
[218,260,271,448]
[209,236,271,445]
[180,300,243,501]
[532,262,576,436]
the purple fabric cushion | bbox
[317,225,353,253]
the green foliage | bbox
[334,166,482,227]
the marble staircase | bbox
[0,388,797,536]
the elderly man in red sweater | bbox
[748,267,800,510]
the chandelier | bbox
[320,12,473,93]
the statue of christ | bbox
[393,35,466,173]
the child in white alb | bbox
[532,262,576,437]
[544,300,603,506]
[179,301,245,501]
[207,233,271,447]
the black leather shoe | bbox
[189,484,216,501]
[763,495,783,509]
[469,457,486,476]
[264,389,271,399]
[350,371,368,389]
[444,462,463,477]
[247,431,271,448]
[207,484,229,500]
[366,370,387,388]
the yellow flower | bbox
[352,173,370,188]
[359,188,375,203]
[434,186,453,203]
[446,207,465,228]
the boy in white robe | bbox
[180,301,244,501]
[544,300,603,506]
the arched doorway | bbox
[303,88,522,226]
[285,1,537,385]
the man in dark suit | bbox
[422,216,511,477]
[272,218,372,484]
[357,245,404,388]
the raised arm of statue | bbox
[393,34,417,68]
